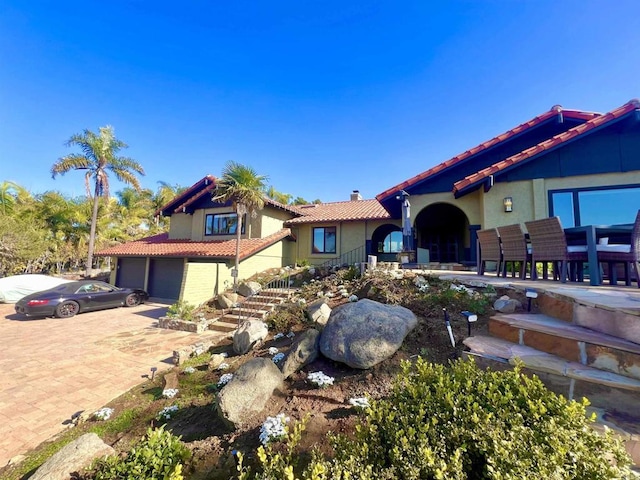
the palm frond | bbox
[51,154,91,178]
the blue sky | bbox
[2,1,640,203]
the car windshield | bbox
[76,283,117,293]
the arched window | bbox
[379,231,403,253]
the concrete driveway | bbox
[0,302,227,467]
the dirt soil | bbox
[51,269,532,479]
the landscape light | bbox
[461,311,477,336]
[525,289,538,312]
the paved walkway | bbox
[0,302,227,467]
[431,269,640,314]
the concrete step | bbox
[489,313,640,380]
[221,312,265,323]
[463,335,640,392]
[241,300,278,311]
[206,319,238,333]
[260,287,294,299]
[537,289,640,345]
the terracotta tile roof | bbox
[95,228,294,261]
[376,106,600,202]
[452,99,640,196]
[157,175,302,217]
[285,199,390,225]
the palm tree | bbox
[0,180,28,215]
[51,126,144,277]
[212,161,268,289]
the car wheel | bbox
[55,301,80,318]
[125,293,141,307]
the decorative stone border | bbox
[158,316,216,334]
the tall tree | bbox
[212,161,268,289]
[51,126,145,277]
[0,180,28,215]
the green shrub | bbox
[267,303,307,332]
[247,358,633,479]
[166,300,196,321]
[92,426,191,480]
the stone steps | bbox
[219,287,293,324]
[206,320,238,333]
[464,335,640,392]
[489,313,640,380]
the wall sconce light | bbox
[503,197,513,213]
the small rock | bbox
[237,281,262,297]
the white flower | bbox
[273,333,285,340]
[308,371,335,388]
[183,366,196,374]
[94,407,114,421]
[259,413,290,445]
[349,397,370,409]
[217,362,230,370]
[162,388,179,399]
[286,331,295,339]
[158,405,179,421]
[297,298,306,306]
[272,353,285,363]
[218,373,233,387]
[220,352,229,358]
[268,347,279,355]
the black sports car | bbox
[14,281,149,318]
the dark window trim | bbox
[204,212,246,236]
[312,226,337,254]
[548,183,640,226]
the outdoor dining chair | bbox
[496,223,532,279]
[524,217,588,283]
[596,210,640,287]
[476,228,502,276]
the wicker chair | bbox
[524,217,588,282]
[476,228,502,276]
[596,210,640,287]
[496,224,532,279]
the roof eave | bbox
[452,106,640,197]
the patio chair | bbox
[496,223,532,279]
[596,210,640,287]
[524,217,588,283]
[476,228,502,276]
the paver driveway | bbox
[0,302,227,467]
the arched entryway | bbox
[371,224,403,262]
[414,203,470,264]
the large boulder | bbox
[233,319,268,354]
[280,329,320,379]
[306,299,332,327]
[237,281,262,298]
[29,433,114,480]
[319,299,417,369]
[216,358,284,428]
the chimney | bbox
[350,190,362,201]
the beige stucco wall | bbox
[180,241,288,304]
[181,262,227,305]
[168,213,193,239]
[289,219,401,266]
[238,241,287,281]
[476,171,640,228]
[169,206,293,242]
[254,208,291,238]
